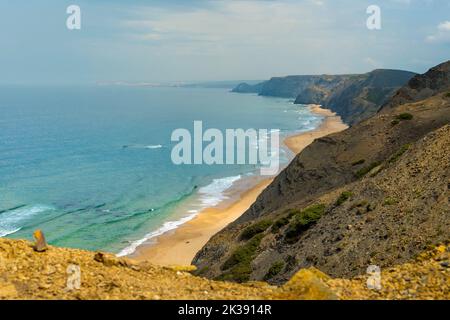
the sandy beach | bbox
[130,105,348,266]
[284,105,349,154]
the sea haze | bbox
[0,85,322,254]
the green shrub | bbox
[271,216,291,233]
[240,220,272,240]
[335,191,353,206]
[355,161,382,178]
[263,261,285,280]
[285,204,326,243]
[384,197,398,206]
[396,113,413,121]
[215,264,252,283]
[285,208,302,218]
[388,144,411,163]
[445,92,450,98]
[391,119,400,126]
[352,159,366,166]
[220,234,264,282]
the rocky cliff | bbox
[194,62,450,284]
[232,69,416,125]
[381,60,450,111]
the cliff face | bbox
[381,60,450,111]
[194,62,450,284]
[324,69,417,124]
[232,69,416,125]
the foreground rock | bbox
[32,230,48,252]
[0,238,448,300]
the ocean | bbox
[0,85,323,255]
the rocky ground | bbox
[0,237,448,300]
[327,244,450,300]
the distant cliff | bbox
[232,69,416,125]
[194,61,450,284]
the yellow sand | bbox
[284,105,349,154]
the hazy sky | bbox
[0,0,449,84]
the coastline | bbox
[284,104,349,154]
[129,104,349,266]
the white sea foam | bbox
[116,211,198,257]
[197,175,241,207]
[144,144,163,149]
[123,144,163,150]
[0,205,53,237]
[117,175,242,257]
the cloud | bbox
[308,0,325,6]
[120,1,331,55]
[426,21,450,43]
[364,57,382,69]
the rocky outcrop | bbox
[323,69,417,124]
[231,82,265,94]
[380,60,450,111]
[194,62,450,284]
[232,69,416,125]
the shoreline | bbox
[128,104,348,266]
[284,104,349,154]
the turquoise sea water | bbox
[0,86,322,254]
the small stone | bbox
[436,245,446,254]
[39,283,52,289]
[33,230,48,252]
[94,252,120,267]
[280,268,338,300]
[43,265,56,275]
[440,261,449,268]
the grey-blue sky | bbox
[0,0,448,84]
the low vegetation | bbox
[392,113,414,125]
[396,113,414,120]
[445,92,450,98]
[335,191,353,206]
[285,204,326,243]
[263,261,285,280]
[352,159,366,166]
[355,161,382,178]
[384,197,399,206]
[388,144,411,163]
[219,234,264,282]
[271,216,291,233]
[240,220,272,240]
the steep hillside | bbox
[232,69,416,124]
[0,238,448,300]
[194,62,450,283]
[381,60,450,111]
[323,69,417,124]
